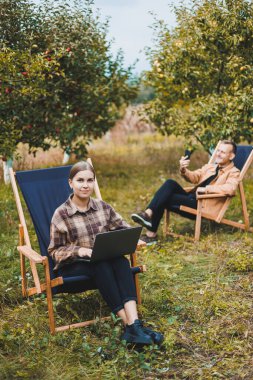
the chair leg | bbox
[163,209,170,236]
[43,257,56,335]
[239,182,250,230]
[194,200,202,241]
[19,225,27,297]
[134,275,141,305]
[19,252,27,298]
[130,252,141,305]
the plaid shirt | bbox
[48,196,129,270]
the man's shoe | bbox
[121,319,153,345]
[131,211,152,229]
[137,321,164,345]
[140,234,158,246]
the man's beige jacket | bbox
[181,162,240,218]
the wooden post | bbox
[9,168,42,293]
[87,158,102,200]
[209,141,221,164]
[43,257,56,334]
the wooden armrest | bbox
[196,193,230,200]
[17,245,44,264]
[184,186,194,192]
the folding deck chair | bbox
[10,159,146,334]
[164,143,253,241]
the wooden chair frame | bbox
[10,158,146,334]
[164,143,253,241]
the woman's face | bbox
[69,170,95,200]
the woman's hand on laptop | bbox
[78,247,92,258]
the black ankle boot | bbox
[121,319,153,345]
[142,326,164,345]
[134,320,164,345]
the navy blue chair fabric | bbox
[233,145,252,171]
[16,166,97,294]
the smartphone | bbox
[184,149,192,160]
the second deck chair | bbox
[164,143,253,241]
[10,159,146,334]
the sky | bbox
[91,0,178,73]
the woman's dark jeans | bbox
[147,179,197,232]
[58,256,137,314]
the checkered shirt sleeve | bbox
[48,197,129,270]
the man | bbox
[131,140,240,244]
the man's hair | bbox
[221,140,237,155]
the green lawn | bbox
[0,135,253,379]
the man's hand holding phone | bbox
[179,149,192,174]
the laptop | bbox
[89,226,142,262]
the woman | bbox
[48,161,163,345]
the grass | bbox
[0,134,253,379]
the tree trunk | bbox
[3,158,13,184]
[62,151,70,164]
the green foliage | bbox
[0,0,137,159]
[145,0,253,151]
[0,46,65,159]
[0,136,253,378]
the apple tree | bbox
[145,0,253,152]
[0,0,137,162]
[0,47,65,159]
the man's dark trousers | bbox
[147,179,197,232]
